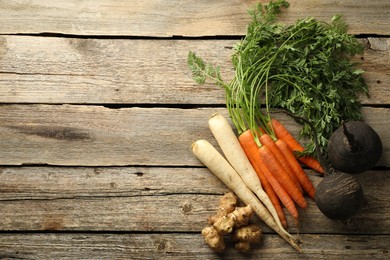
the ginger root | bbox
[213,204,253,235]
[201,226,225,252]
[232,224,263,252]
[208,192,238,225]
[202,192,263,252]
[230,204,253,228]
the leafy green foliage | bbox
[187,51,223,86]
[187,0,368,156]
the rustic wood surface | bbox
[0,37,388,105]
[0,0,389,36]
[0,106,389,167]
[0,0,389,259]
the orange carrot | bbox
[258,145,308,209]
[259,134,302,192]
[238,130,288,228]
[276,139,316,199]
[256,152,299,222]
[270,118,324,174]
[192,139,301,252]
[239,130,298,223]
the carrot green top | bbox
[188,0,368,156]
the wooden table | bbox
[0,1,389,259]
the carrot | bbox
[192,139,301,252]
[258,145,308,209]
[275,139,316,199]
[259,133,302,192]
[255,149,299,221]
[271,118,324,174]
[208,113,289,231]
[238,129,288,228]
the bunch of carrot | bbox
[188,50,324,252]
[192,113,323,252]
[193,114,302,252]
[238,117,324,228]
[187,1,324,248]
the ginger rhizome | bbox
[202,192,263,252]
[208,191,238,225]
[233,224,263,252]
[201,226,225,252]
[213,204,252,235]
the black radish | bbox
[294,116,365,220]
[314,169,364,220]
[327,121,382,174]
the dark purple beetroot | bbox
[327,121,382,174]
[314,169,364,220]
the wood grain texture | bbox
[0,167,389,235]
[0,36,388,105]
[0,233,389,259]
[0,0,389,36]
[0,105,389,167]
[0,0,389,258]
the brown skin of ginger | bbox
[230,204,253,228]
[233,224,263,243]
[208,192,238,225]
[201,226,225,252]
[232,224,263,252]
[213,204,253,235]
[203,193,262,252]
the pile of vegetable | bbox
[188,0,383,253]
[315,121,382,220]
[189,0,368,157]
[202,192,263,252]
[192,114,302,251]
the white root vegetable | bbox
[208,113,290,238]
[192,139,302,252]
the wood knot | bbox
[180,202,192,214]
[156,240,166,251]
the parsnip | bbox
[208,113,291,237]
[192,139,301,252]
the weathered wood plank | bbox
[0,233,389,259]
[0,105,220,166]
[0,233,390,259]
[0,167,225,200]
[0,0,389,36]
[0,36,388,105]
[0,167,389,235]
[0,105,389,167]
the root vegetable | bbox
[213,205,253,235]
[233,224,263,252]
[208,192,238,225]
[275,138,316,199]
[203,195,260,252]
[192,139,302,252]
[270,118,324,174]
[208,113,290,231]
[230,205,253,228]
[239,129,288,228]
[259,133,302,190]
[327,121,383,174]
[315,169,364,220]
[258,144,308,209]
[299,116,365,221]
[201,226,225,252]
[213,215,236,235]
[233,224,263,243]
